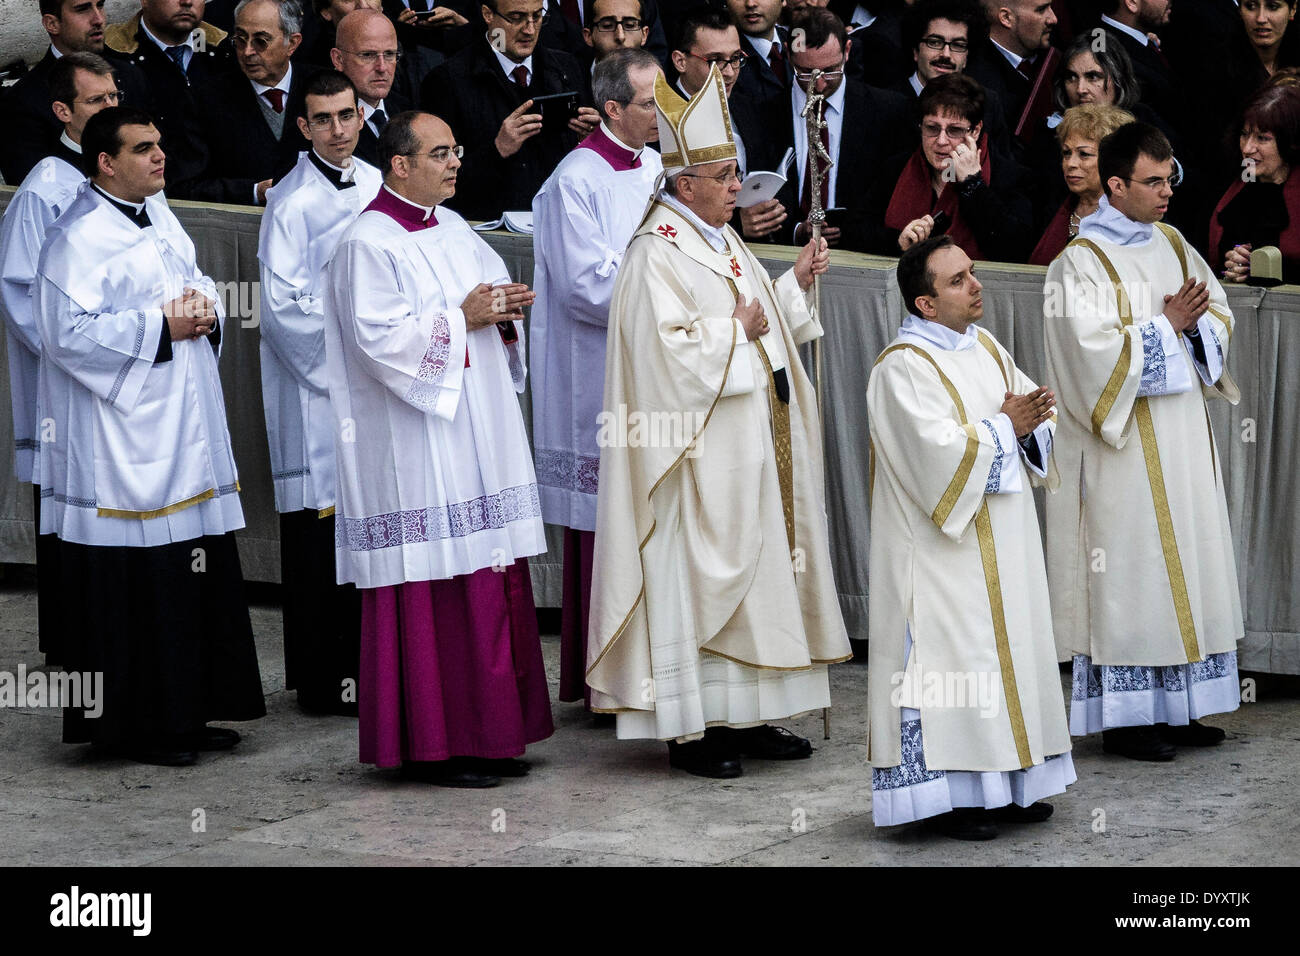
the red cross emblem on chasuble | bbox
[730,256,743,277]
[657,224,677,239]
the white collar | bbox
[59,131,83,154]
[490,39,533,81]
[49,43,64,59]
[1077,194,1155,246]
[91,183,146,213]
[382,183,436,220]
[599,122,644,161]
[748,32,780,60]
[1100,14,1150,47]
[660,191,728,252]
[313,149,356,181]
[909,72,924,96]
[250,63,293,98]
[899,313,979,351]
[141,17,196,53]
[990,37,1026,69]
[361,98,387,120]
[850,5,876,30]
[793,74,846,115]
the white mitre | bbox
[654,64,737,176]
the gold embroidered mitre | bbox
[654,64,737,174]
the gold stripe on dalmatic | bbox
[97,487,216,520]
[1075,238,1202,663]
[753,338,796,554]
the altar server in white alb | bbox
[866,236,1074,840]
[258,70,381,716]
[325,111,553,789]
[1044,122,1244,762]
[531,48,664,710]
[34,107,265,766]
[587,67,851,780]
[0,52,120,663]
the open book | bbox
[735,148,795,208]
[472,211,535,235]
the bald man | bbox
[331,8,412,166]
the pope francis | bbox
[585,66,852,779]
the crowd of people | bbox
[0,0,1260,842]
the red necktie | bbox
[800,119,830,217]
[768,43,786,83]
[1015,57,1036,82]
[263,88,285,113]
[511,65,529,90]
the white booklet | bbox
[471,212,535,235]
[735,148,794,208]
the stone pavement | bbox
[1,574,1297,867]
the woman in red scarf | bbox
[867,73,1033,262]
[1028,104,1134,265]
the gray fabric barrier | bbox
[1,188,1296,673]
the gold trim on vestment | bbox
[1071,238,1203,663]
[743,305,796,555]
[1155,222,1188,281]
[318,506,335,519]
[871,341,1033,762]
[96,482,236,520]
[1070,238,1135,437]
[977,330,1010,391]
[699,647,849,670]
[974,501,1034,768]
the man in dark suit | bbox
[191,0,319,204]
[420,0,598,220]
[965,0,1056,138]
[726,0,789,102]
[1096,1,1184,133]
[767,8,910,252]
[104,0,235,195]
[331,8,413,166]
[1,0,150,185]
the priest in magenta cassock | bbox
[1044,122,1244,763]
[258,71,381,716]
[866,236,1074,841]
[0,52,120,665]
[530,48,664,710]
[34,107,265,766]
[586,66,851,780]
[324,110,553,790]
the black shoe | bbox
[400,757,500,788]
[667,739,742,779]
[720,724,813,760]
[126,745,199,767]
[925,808,998,841]
[991,801,1054,823]
[189,726,241,751]
[1103,725,1176,761]
[478,758,530,777]
[1160,720,1226,747]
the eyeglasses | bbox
[616,97,657,111]
[493,9,549,26]
[405,145,465,163]
[684,51,748,72]
[1120,170,1182,190]
[921,121,972,140]
[792,63,845,82]
[233,32,281,53]
[919,35,970,53]
[80,89,123,107]
[593,16,642,32]
[680,169,740,185]
[306,108,361,130]
[339,48,402,64]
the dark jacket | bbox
[420,36,590,220]
[104,14,235,194]
[354,85,413,169]
[965,37,1034,138]
[0,46,150,185]
[187,63,320,204]
[734,27,790,104]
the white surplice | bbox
[530,125,662,531]
[323,188,545,590]
[257,151,381,513]
[34,186,243,546]
[0,153,84,482]
[1044,198,1244,731]
[865,316,1074,824]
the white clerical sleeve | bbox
[978,413,1023,495]
[258,262,328,395]
[1044,246,1144,449]
[0,190,58,356]
[33,275,163,413]
[868,348,999,541]
[772,268,823,347]
[331,237,467,420]
[1135,314,1194,397]
[1164,225,1238,399]
[1185,316,1225,386]
[1019,419,1053,478]
[537,179,624,327]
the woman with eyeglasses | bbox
[1209,83,1300,284]
[1029,104,1134,265]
